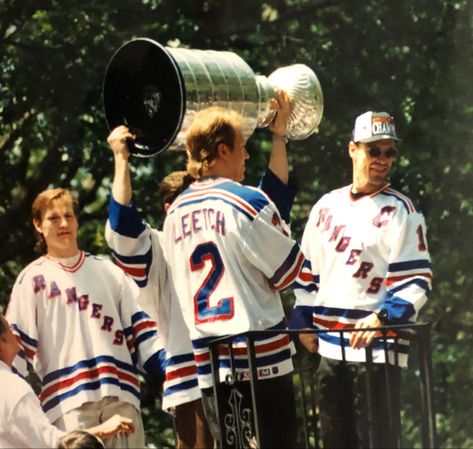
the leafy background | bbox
[1,0,472,447]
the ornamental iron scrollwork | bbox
[223,379,257,448]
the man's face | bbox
[227,127,249,182]
[350,139,397,192]
[34,197,79,258]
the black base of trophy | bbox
[103,38,185,157]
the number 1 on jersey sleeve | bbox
[416,224,427,252]
[190,242,235,324]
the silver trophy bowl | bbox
[103,38,323,157]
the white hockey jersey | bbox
[104,169,297,406]
[291,184,432,366]
[6,252,162,422]
[162,176,305,388]
[105,198,201,410]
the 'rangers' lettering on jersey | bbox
[7,253,162,422]
[291,184,432,366]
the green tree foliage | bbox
[1,0,472,447]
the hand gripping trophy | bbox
[103,38,324,157]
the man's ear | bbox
[217,142,231,160]
[348,141,358,160]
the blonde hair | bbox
[31,188,78,255]
[185,107,244,178]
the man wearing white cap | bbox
[290,111,432,448]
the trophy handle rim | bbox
[103,37,187,157]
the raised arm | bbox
[260,89,296,223]
[268,89,292,185]
[105,126,154,289]
[107,125,134,205]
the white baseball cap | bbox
[352,111,400,143]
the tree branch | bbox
[0,108,37,153]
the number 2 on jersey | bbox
[190,242,234,324]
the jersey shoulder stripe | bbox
[380,187,417,213]
[170,180,270,222]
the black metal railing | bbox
[208,323,437,449]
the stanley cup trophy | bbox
[103,38,324,157]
